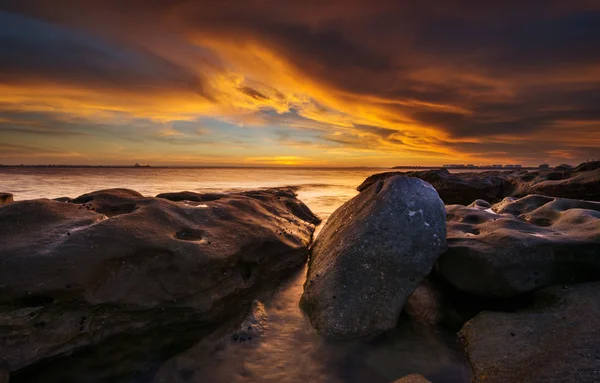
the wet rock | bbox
[156,191,226,202]
[0,189,318,373]
[301,176,447,339]
[392,374,432,383]
[229,300,268,343]
[438,195,600,297]
[357,161,600,204]
[69,188,143,217]
[0,192,13,206]
[459,282,600,383]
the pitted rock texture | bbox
[438,195,600,297]
[301,176,447,339]
[0,188,319,372]
[460,282,600,383]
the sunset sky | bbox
[1,1,599,167]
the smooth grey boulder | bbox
[0,188,319,373]
[459,282,600,383]
[0,193,13,206]
[438,195,600,297]
[300,176,447,339]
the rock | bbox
[156,191,226,202]
[0,188,319,372]
[459,282,600,383]
[514,164,600,202]
[0,366,8,383]
[392,374,432,383]
[438,195,600,297]
[0,192,13,206]
[358,169,512,205]
[301,176,447,339]
[69,188,143,216]
[357,161,600,204]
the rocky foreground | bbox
[0,188,319,377]
[0,161,599,383]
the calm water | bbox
[0,167,388,221]
[1,167,470,383]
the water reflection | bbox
[153,267,470,383]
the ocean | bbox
[0,167,390,221]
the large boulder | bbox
[0,188,319,373]
[358,161,600,204]
[0,192,13,206]
[438,195,600,297]
[300,176,447,339]
[459,282,600,383]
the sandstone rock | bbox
[0,189,318,372]
[0,193,13,206]
[392,374,432,383]
[301,176,447,339]
[459,282,600,383]
[438,195,600,297]
[357,161,600,204]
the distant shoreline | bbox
[0,165,387,170]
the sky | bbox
[1,1,599,167]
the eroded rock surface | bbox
[358,161,600,204]
[301,176,447,339]
[0,188,319,373]
[438,195,600,297]
[460,282,600,383]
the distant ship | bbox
[133,163,151,168]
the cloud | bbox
[0,2,599,165]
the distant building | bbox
[134,162,151,168]
[491,164,503,168]
[539,164,550,169]
[503,164,523,169]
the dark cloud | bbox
[1,0,599,164]
[0,11,207,95]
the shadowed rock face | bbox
[392,374,432,383]
[357,161,600,205]
[0,193,13,206]
[156,191,226,202]
[459,282,600,383]
[301,176,447,339]
[438,195,600,297]
[0,188,319,373]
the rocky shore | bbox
[0,161,599,382]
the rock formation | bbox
[301,177,447,339]
[438,195,600,297]
[0,188,319,373]
[0,192,13,206]
[460,282,600,383]
[358,161,600,205]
